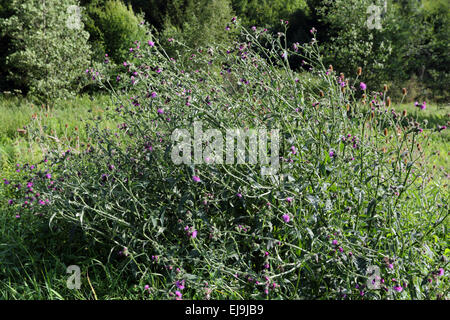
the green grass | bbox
[393,102,449,176]
[0,93,114,172]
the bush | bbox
[160,0,236,61]
[6,20,448,299]
[0,0,92,103]
[86,0,148,64]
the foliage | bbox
[5,22,448,299]
[160,0,236,60]
[83,0,148,64]
[0,0,92,103]
[230,0,307,28]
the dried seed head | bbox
[329,64,333,72]
[402,109,407,117]
[386,96,391,107]
[402,88,407,95]
[346,104,350,111]
[384,128,388,136]
[319,90,324,97]
[371,111,375,119]
[384,84,388,92]
[357,67,362,76]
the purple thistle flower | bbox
[332,240,338,246]
[192,176,201,183]
[282,214,290,223]
[148,40,155,47]
[190,230,198,238]
[438,268,444,276]
[175,291,182,300]
[360,82,367,90]
[175,280,185,290]
[393,285,403,292]
[157,108,164,114]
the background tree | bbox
[0,0,92,103]
[160,0,235,59]
[83,0,148,64]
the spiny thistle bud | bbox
[384,128,388,136]
[319,90,324,97]
[386,96,391,107]
[346,104,350,111]
[402,88,407,95]
[371,111,375,119]
[402,109,407,117]
[357,67,362,76]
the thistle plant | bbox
[5,19,448,299]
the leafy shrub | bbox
[0,0,92,103]
[5,20,448,299]
[160,0,236,61]
[86,0,148,64]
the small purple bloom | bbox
[148,40,155,47]
[192,176,201,183]
[393,285,403,292]
[360,82,367,90]
[282,214,290,223]
[175,280,185,290]
[175,290,182,300]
